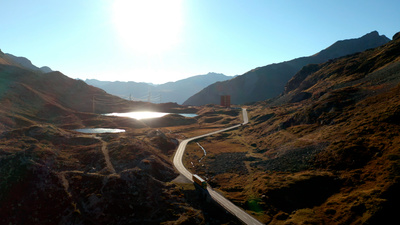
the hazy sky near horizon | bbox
[1,0,399,84]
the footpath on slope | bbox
[58,134,117,201]
[173,109,263,225]
[94,136,116,174]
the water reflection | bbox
[105,111,197,120]
[75,128,126,134]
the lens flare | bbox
[112,0,183,55]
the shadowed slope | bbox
[184,31,390,106]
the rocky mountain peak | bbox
[183,31,391,106]
[360,30,390,43]
[1,52,53,73]
[5,53,36,70]
[39,66,53,73]
[393,32,400,40]
[313,31,390,61]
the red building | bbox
[220,95,231,108]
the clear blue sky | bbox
[1,0,399,84]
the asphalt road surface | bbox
[173,108,263,225]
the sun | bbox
[112,0,183,55]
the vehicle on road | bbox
[174,109,263,225]
[193,174,207,189]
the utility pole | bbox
[148,91,151,103]
[92,96,95,113]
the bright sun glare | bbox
[112,0,183,55]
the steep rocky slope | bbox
[5,53,53,73]
[185,32,400,224]
[0,50,52,73]
[0,63,198,131]
[183,31,390,106]
[0,50,23,68]
[0,65,129,131]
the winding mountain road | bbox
[173,108,263,225]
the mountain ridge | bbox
[86,72,234,104]
[0,51,53,73]
[192,31,400,224]
[1,31,400,224]
[183,31,390,106]
[0,63,194,131]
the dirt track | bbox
[94,136,116,174]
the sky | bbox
[1,0,399,84]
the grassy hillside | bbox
[183,31,390,106]
[0,64,199,131]
[184,32,400,224]
[0,52,242,224]
[1,32,399,225]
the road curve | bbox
[173,109,263,225]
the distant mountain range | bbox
[183,31,390,106]
[0,31,390,109]
[85,72,234,104]
[0,50,53,73]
